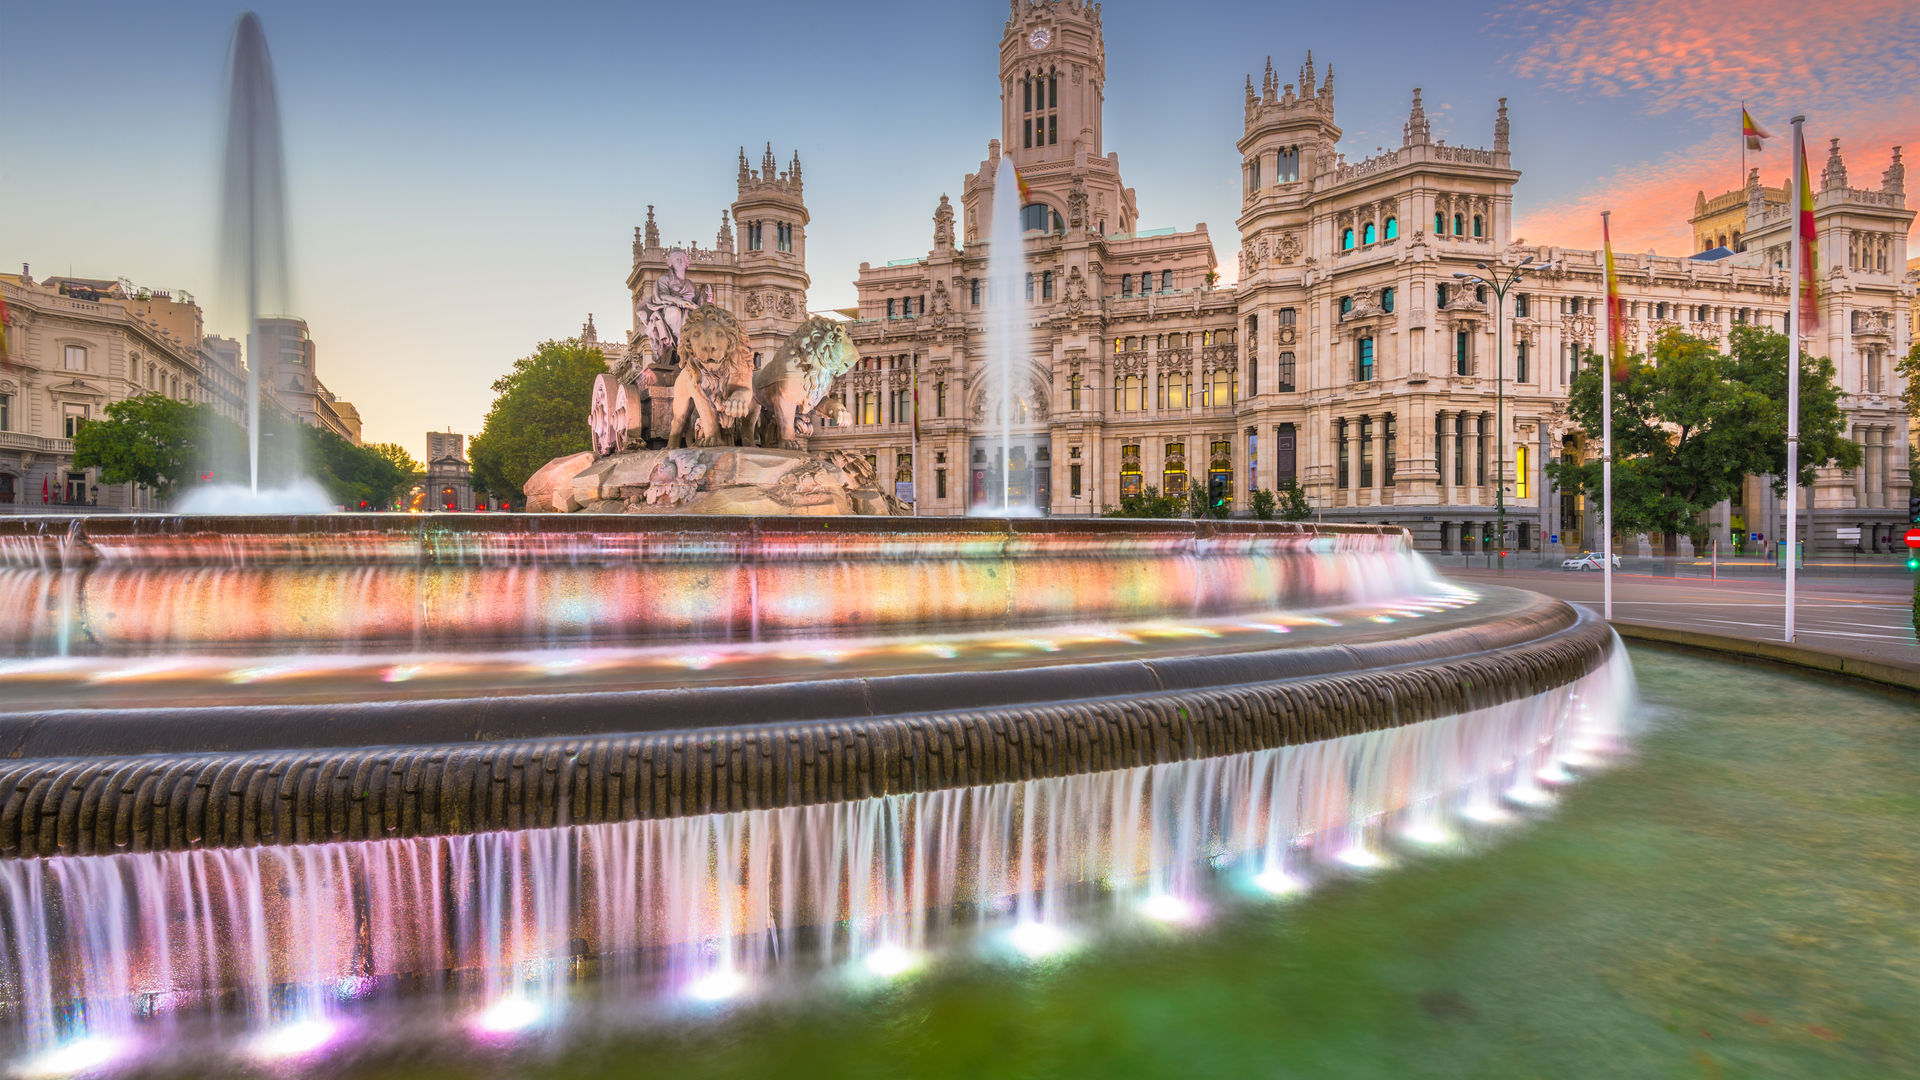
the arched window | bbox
[1042,271,1054,300]
[1381,287,1395,314]
[1453,213,1465,235]
[1435,211,1446,234]
[1472,215,1483,238]
[1025,273,1035,301]
[1340,296,1354,316]
[1341,228,1355,250]
[1363,222,1377,245]
[1384,216,1398,240]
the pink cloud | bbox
[1503,0,1918,252]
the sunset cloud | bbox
[1503,0,1919,252]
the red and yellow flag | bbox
[1742,109,1771,152]
[1602,214,1627,381]
[1795,137,1820,330]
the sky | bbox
[3,0,1914,452]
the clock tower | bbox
[1000,0,1105,169]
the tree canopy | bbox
[73,394,410,509]
[1545,326,1859,551]
[364,441,422,476]
[469,340,607,499]
[72,394,211,499]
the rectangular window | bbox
[935,382,947,417]
[64,345,87,371]
[1476,418,1488,485]
[1515,444,1529,499]
[1121,276,1132,298]
[1382,287,1395,314]
[1515,293,1529,317]
[1436,283,1449,308]
[63,404,88,439]
[1278,307,1296,327]
[1042,271,1053,300]
[0,393,10,431]
[1336,422,1349,489]
[936,469,948,499]
[1161,270,1172,293]
[1025,274,1035,301]
[1515,341,1529,383]
[1024,119,1032,149]
[1248,159,1261,192]
[1275,352,1296,393]
[1357,337,1375,382]
[1248,432,1258,493]
[1455,331,1470,376]
[1359,417,1374,488]
[1070,462,1082,498]
[1141,273,1152,295]
[1276,424,1297,484]
[1049,116,1057,145]
[1383,415,1397,486]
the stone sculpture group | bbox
[529,248,896,516]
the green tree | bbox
[1896,341,1919,418]
[365,441,422,477]
[1103,485,1185,518]
[1249,488,1277,520]
[469,340,607,499]
[1546,327,1860,556]
[72,394,211,500]
[305,427,408,509]
[1272,478,1314,521]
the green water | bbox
[348,648,1920,1080]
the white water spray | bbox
[978,156,1029,515]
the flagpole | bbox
[1740,102,1748,199]
[1601,211,1614,622]
[1784,115,1806,643]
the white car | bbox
[1560,552,1621,571]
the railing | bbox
[0,431,74,455]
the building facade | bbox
[782,0,1912,552]
[0,270,215,508]
[255,317,362,445]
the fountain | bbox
[177,13,332,516]
[0,15,1636,1076]
[0,510,1630,1073]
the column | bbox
[1853,425,1869,508]
[1435,410,1451,504]
[1867,427,1884,508]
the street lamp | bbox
[1453,256,1557,571]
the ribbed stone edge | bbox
[0,612,1613,859]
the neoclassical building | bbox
[629,1,1916,550]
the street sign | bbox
[1549,534,1559,544]
[1905,527,1920,548]
[1835,527,1861,542]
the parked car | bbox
[1560,551,1621,571]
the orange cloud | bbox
[1504,0,1919,252]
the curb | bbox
[1609,621,1920,697]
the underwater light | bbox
[471,995,547,1035]
[1504,784,1556,809]
[1252,868,1305,896]
[686,969,748,1002]
[1137,894,1197,923]
[246,1018,337,1061]
[1005,921,1073,959]
[1398,819,1461,848]
[10,1034,128,1079]
[861,945,922,978]
[1336,844,1391,870]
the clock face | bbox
[1029,27,1051,50]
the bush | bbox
[1273,479,1313,521]
[1103,485,1185,519]
[1250,488,1277,520]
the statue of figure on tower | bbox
[640,248,709,362]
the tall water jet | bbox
[185,13,332,514]
[979,155,1028,515]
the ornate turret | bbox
[717,210,734,255]
[644,205,660,249]
[1300,51,1315,99]
[1494,97,1509,154]
[1883,146,1904,198]
[933,193,955,250]
[738,147,750,188]
[1822,138,1848,192]
[581,314,597,344]
[1403,88,1430,147]
[1000,0,1109,166]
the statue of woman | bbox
[640,249,708,361]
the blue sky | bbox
[3,0,1912,449]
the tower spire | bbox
[1300,51,1315,99]
[762,141,777,178]
[1403,88,1430,147]
[643,205,659,249]
[1494,97,1509,154]
[738,146,750,187]
[1822,137,1848,191]
[1884,146,1905,197]
[790,149,802,186]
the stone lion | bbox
[752,316,860,449]
[666,304,755,448]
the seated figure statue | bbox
[639,249,708,362]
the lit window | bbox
[1515,444,1529,499]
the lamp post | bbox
[1454,256,1556,571]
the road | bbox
[1444,566,1919,669]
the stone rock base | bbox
[523,446,902,516]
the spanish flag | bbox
[1014,168,1033,207]
[1742,108,1771,152]
[1602,214,1627,382]
[1795,136,1820,330]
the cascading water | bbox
[0,654,1632,1070]
[178,12,332,516]
[975,155,1030,516]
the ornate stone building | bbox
[780,0,1914,552]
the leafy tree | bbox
[1896,341,1919,418]
[1272,479,1314,521]
[1546,327,1860,555]
[72,394,211,499]
[469,340,607,499]
[365,441,422,477]
[1249,488,1277,520]
[1103,485,1185,519]
[306,427,408,509]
